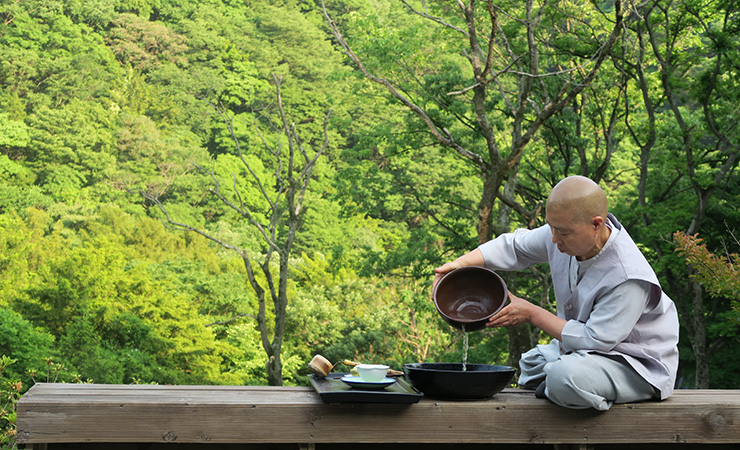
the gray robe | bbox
[479,213,679,399]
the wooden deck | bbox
[16,383,740,449]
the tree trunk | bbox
[477,173,500,244]
[266,354,283,386]
[507,325,536,376]
[691,279,710,388]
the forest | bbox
[0,0,738,443]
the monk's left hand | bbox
[486,291,534,328]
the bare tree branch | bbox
[138,188,244,254]
[191,158,280,252]
[202,96,277,212]
[401,0,469,36]
[446,55,523,96]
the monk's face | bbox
[546,205,604,260]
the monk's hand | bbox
[486,292,533,328]
[432,261,463,292]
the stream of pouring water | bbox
[461,325,468,372]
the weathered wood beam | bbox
[17,383,740,446]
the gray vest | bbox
[548,214,679,398]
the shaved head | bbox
[547,176,608,224]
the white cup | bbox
[356,364,389,382]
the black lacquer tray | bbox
[308,373,423,404]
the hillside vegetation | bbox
[0,0,738,405]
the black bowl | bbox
[404,363,516,400]
[433,267,508,331]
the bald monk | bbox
[433,176,679,410]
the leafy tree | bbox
[0,355,22,450]
[321,0,643,369]
[0,0,738,393]
[674,231,739,322]
[1,205,247,385]
[106,13,188,72]
[143,76,333,385]
[0,308,56,388]
[619,0,740,388]
[0,113,29,150]
[323,0,631,243]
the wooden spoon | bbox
[308,355,360,378]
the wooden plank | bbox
[18,384,315,405]
[17,384,740,445]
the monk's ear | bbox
[591,215,605,230]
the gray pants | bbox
[518,341,658,410]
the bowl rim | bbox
[403,362,516,373]
[356,364,390,370]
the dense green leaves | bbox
[0,308,55,386]
[0,0,737,401]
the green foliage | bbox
[107,13,188,72]
[0,356,21,450]
[0,206,244,385]
[0,114,29,150]
[0,308,56,388]
[674,231,740,323]
[0,155,33,186]
[0,0,737,394]
[286,256,508,385]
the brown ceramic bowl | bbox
[433,266,507,331]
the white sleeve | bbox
[477,225,551,271]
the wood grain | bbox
[17,383,740,445]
